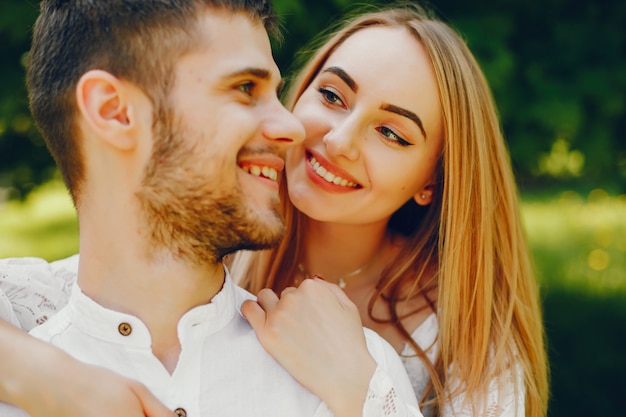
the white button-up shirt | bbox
[0,262,420,417]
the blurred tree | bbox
[0,1,53,200]
[275,0,626,194]
[0,0,624,198]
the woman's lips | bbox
[305,149,362,191]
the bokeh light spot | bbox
[588,249,610,271]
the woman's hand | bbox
[242,278,377,417]
[0,320,173,417]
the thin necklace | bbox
[297,249,383,289]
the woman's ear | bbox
[75,69,137,151]
[413,184,435,206]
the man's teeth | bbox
[242,165,278,181]
[309,156,358,188]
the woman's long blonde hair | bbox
[233,4,548,416]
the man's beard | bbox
[135,111,285,266]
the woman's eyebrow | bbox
[321,66,426,139]
[381,103,427,139]
[321,66,359,93]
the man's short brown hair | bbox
[27,0,279,203]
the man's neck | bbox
[76,244,225,374]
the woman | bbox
[236,4,548,416]
[0,4,548,417]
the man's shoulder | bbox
[232,282,256,301]
[0,254,79,268]
[28,304,72,341]
[0,254,79,282]
[0,255,77,331]
[0,402,30,417]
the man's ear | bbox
[75,70,137,151]
[413,184,436,206]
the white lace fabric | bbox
[364,366,410,416]
[0,256,78,331]
[401,314,525,417]
[438,362,525,417]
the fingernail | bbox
[313,275,325,281]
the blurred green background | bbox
[0,0,625,415]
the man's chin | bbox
[217,216,285,258]
[218,238,280,259]
[239,225,284,251]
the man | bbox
[0,1,418,417]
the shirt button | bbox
[174,408,187,417]
[118,322,132,336]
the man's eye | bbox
[237,81,255,95]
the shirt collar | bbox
[68,266,241,348]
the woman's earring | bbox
[421,193,427,200]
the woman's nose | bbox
[322,116,361,161]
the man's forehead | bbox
[196,9,271,50]
[193,10,280,79]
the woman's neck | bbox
[296,217,438,353]
[297,218,390,287]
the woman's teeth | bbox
[242,165,278,181]
[309,156,358,188]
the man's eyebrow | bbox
[381,103,427,139]
[226,67,271,80]
[225,67,284,95]
[322,66,358,93]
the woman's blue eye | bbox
[318,88,344,106]
[377,126,412,147]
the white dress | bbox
[400,314,524,417]
[0,255,523,416]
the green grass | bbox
[1,183,625,416]
[0,180,78,261]
[523,189,626,295]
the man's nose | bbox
[262,101,305,146]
